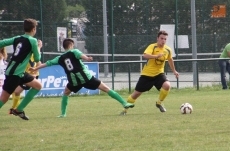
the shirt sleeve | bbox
[225,43,230,52]
[45,56,60,66]
[0,36,18,48]
[167,47,172,60]
[30,38,41,62]
[143,44,154,55]
[73,49,83,59]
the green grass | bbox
[1,88,230,151]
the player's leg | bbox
[97,81,134,108]
[13,73,41,120]
[84,77,134,108]
[16,79,41,110]
[226,61,230,89]
[218,60,228,89]
[120,91,142,115]
[57,85,73,118]
[0,90,11,108]
[127,76,153,104]
[9,86,24,114]
[121,76,151,115]
[155,74,170,112]
[0,75,20,109]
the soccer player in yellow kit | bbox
[9,55,39,114]
[121,30,179,115]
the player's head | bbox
[63,38,74,50]
[24,18,38,36]
[157,30,168,47]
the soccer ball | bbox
[180,103,193,114]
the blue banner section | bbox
[31,62,99,97]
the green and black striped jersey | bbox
[0,34,41,77]
[45,49,92,86]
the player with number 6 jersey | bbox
[30,38,134,117]
[0,18,42,120]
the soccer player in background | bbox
[0,47,8,65]
[120,30,179,115]
[0,18,42,120]
[9,55,39,114]
[30,38,134,117]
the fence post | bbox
[196,62,199,90]
[128,64,131,94]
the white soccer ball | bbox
[180,103,193,114]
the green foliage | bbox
[66,4,85,18]
[1,88,230,151]
[82,0,230,56]
[1,0,230,72]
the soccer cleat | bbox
[120,108,128,116]
[120,103,134,116]
[123,103,135,109]
[12,109,29,120]
[156,102,166,112]
[8,108,14,115]
[57,114,66,118]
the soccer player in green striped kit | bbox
[0,18,42,120]
[31,38,134,117]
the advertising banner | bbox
[31,62,99,97]
[57,27,67,52]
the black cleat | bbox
[12,109,29,120]
[8,108,14,115]
[156,102,166,112]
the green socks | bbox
[0,100,4,108]
[61,95,69,116]
[107,90,126,106]
[16,88,39,111]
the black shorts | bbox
[67,76,101,93]
[135,73,168,92]
[3,72,34,94]
[20,74,39,90]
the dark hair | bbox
[24,18,38,32]
[157,30,168,37]
[63,38,74,49]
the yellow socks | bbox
[12,93,21,109]
[127,95,136,103]
[156,88,169,104]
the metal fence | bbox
[97,58,225,92]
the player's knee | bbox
[162,81,171,90]
[34,82,42,90]
[98,82,110,92]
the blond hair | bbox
[0,47,7,61]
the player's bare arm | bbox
[30,63,47,72]
[81,54,93,61]
[37,39,43,49]
[168,58,179,78]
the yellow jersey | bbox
[141,43,172,77]
[25,54,39,76]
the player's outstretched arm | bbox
[81,54,93,62]
[29,63,47,72]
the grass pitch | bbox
[1,87,230,151]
